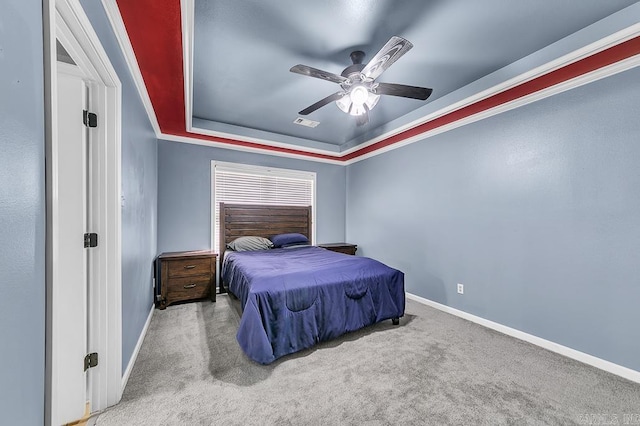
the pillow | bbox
[226,236,273,252]
[269,233,309,248]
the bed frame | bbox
[219,203,312,291]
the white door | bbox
[49,4,124,420]
[52,62,92,424]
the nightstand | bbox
[318,243,358,255]
[156,250,217,309]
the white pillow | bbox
[227,236,273,252]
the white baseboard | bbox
[121,305,155,392]
[406,293,640,384]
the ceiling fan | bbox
[290,36,432,126]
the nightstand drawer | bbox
[167,258,211,278]
[327,246,356,255]
[318,243,357,256]
[166,276,210,301]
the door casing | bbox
[44,0,123,424]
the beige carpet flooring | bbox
[96,295,640,425]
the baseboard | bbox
[406,293,640,384]
[121,305,155,392]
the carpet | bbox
[96,295,640,425]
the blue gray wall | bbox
[0,2,46,424]
[157,140,346,253]
[346,66,640,372]
[80,1,158,373]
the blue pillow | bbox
[269,233,309,248]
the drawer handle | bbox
[183,265,196,270]
[183,283,197,289]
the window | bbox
[211,161,316,252]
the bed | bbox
[219,203,405,364]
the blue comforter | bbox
[222,246,405,364]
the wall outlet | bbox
[457,283,464,294]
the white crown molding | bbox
[181,0,194,132]
[159,132,344,165]
[406,293,640,384]
[101,0,161,136]
[190,124,343,156]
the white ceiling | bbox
[190,0,636,152]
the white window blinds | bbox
[211,161,316,252]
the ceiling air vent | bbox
[293,117,319,128]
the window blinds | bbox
[212,162,315,252]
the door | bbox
[53,61,92,424]
[48,4,124,421]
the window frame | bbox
[210,160,317,253]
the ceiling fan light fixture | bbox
[291,36,431,121]
[335,87,380,116]
[350,85,369,105]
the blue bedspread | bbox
[222,246,405,364]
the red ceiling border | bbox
[116,0,640,163]
[116,0,186,134]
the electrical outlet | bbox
[457,283,464,294]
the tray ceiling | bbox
[112,0,640,163]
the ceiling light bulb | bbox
[350,85,369,106]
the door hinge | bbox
[83,110,98,128]
[84,352,98,371]
[84,233,98,248]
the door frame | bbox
[44,0,122,423]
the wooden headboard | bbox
[219,203,312,260]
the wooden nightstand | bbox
[318,243,358,255]
[156,250,217,309]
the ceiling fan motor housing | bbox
[341,50,367,80]
[341,65,365,80]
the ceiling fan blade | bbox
[356,109,369,127]
[290,64,347,85]
[374,82,433,100]
[361,36,413,80]
[299,92,344,115]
